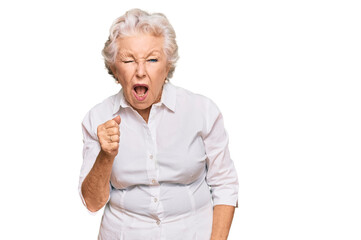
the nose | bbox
[135,61,146,78]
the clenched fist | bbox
[97,115,121,158]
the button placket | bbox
[144,125,158,185]
[145,109,163,224]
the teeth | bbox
[136,93,145,97]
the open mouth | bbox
[132,84,149,101]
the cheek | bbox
[116,72,132,91]
[150,64,168,79]
[115,64,135,80]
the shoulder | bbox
[172,84,223,136]
[173,84,220,114]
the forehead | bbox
[116,34,164,56]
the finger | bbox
[97,124,105,134]
[112,115,121,125]
[97,129,109,143]
[107,133,120,143]
[104,115,121,128]
[104,120,118,128]
[109,135,120,143]
[108,142,119,150]
[107,127,120,136]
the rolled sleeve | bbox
[203,100,239,207]
[78,110,111,214]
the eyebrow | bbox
[147,50,162,56]
[118,49,163,59]
[118,51,133,58]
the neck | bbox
[136,107,151,123]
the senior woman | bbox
[79,9,238,240]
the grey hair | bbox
[102,9,179,80]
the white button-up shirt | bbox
[79,82,238,240]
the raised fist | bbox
[97,115,121,158]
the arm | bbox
[81,115,121,212]
[211,205,235,240]
[201,99,239,238]
[81,150,115,212]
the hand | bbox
[97,115,121,158]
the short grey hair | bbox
[102,9,179,80]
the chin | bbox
[131,100,152,110]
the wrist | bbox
[99,150,116,163]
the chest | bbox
[110,108,207,189]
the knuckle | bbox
[98,124,106,133]
[110,127,119,135]
[115,128,120,135]
[99,133,106,141]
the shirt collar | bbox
[113,82,177,114]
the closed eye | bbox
[123,60,134,63]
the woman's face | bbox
[112,34,170,112]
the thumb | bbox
[112,115,121,125]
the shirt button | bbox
[151,179,156,184]
[156,220,161,225]
[149,154,153,159]
[154,197,158,202]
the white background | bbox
[0,0,360,239]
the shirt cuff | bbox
[213,198,239,208]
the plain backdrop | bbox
[0,0,360,239]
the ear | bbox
[110,64,117,76]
